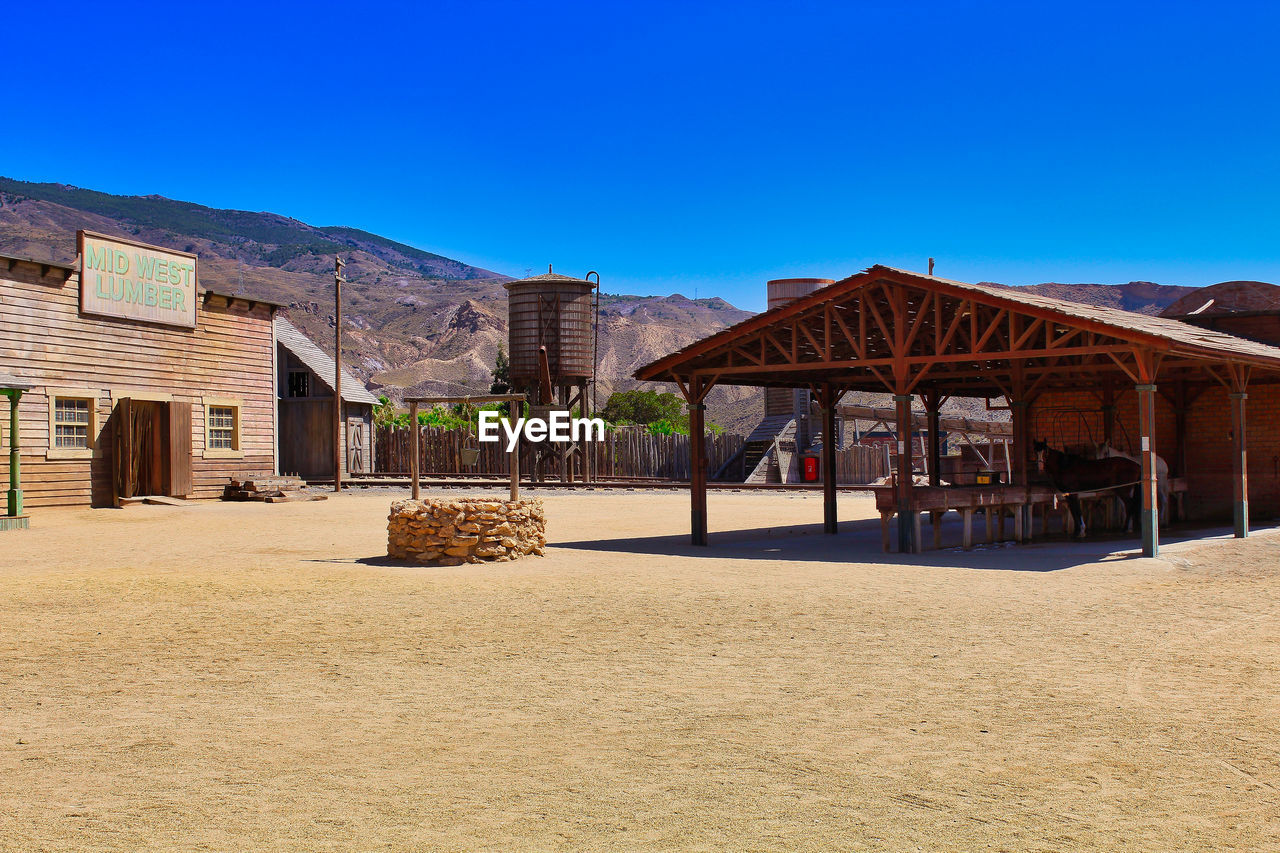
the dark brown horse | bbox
[1034,440,1142,538]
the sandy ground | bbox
[0,488,1278,852]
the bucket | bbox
[461,447,480,466]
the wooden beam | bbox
[689,380,708,547]
[1136,382,1159,556]
[1231,389,1249,538]
[822,382,838,535]
[687,344,1137,376]
[409,401,420,500]
[894,392,916,553]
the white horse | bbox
[1093,443,1170,522]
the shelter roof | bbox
[274,316,379,405]
[635,265,1280,396]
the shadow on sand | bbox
[553,514,1266,572]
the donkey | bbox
[1034,440,1142,538]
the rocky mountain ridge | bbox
[0,177,1217,434]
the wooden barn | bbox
[274,316,377,480]
[0,231,281,509]
[636,265,1280,556]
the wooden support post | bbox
[893,393,916,553]
[1230,391,1249,539]
[1101,382,1116,447]
[509,435,520,501]
[1171,382,1189,479]
[5,390,22,517]
[821,383,838,535]
[580,379,592,483]
[409,401,420,500]
[1137,383,1159,556]
[334,257,344,493]
[961,508,973,550]
[689,387,708,546]
[926,401,942,488]
[1010,399,1030,540]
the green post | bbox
[5,389,21,517]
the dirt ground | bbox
[1,489,1277,852]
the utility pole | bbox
[334,256,345,493]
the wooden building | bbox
[0,231,282,507]
[274,317,377,479]
[635,265,1280,556]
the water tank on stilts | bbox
[505,264,599,482]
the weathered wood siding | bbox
[275,346,373,479]
[0,259,276,507]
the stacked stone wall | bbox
[388,498,546,565]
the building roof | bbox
[635,265,1280,394]
[274,316,379,405]
[884,267,1280,364]
[1160,280,1280,318]
[0,252,76,272]
[202,288,287,308]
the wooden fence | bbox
[835,444,892,484]
[374,424,744,481]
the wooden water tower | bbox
[505,265,599,481]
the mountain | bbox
[0,178,763,433]
[0,177,1206,435]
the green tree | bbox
[601,389,687,428]
[489,344,514,417]
[373,394,397,426]
[489,344,510,395]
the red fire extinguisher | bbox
[803,456,820,482]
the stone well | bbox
[387,497,546,566]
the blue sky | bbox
[5,1,1278,310]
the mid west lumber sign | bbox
[79,231,198,328]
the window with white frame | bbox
[208,405,238,450]
[54,398,92,448]
[47,392,99,458]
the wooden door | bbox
[279,398,333,478]
[112,398,135,501]
[112,399,166,499]
[136,401,163,497]
[347,417,367,475]
[166,402,193,497]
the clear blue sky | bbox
[5,1,1278,310]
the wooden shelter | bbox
[635,265,1280,556]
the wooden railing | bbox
[374,424,744,481]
